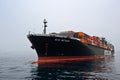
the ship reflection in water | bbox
[28,57,115,80]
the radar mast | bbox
[43,19,47,34]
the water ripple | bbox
[0,52,120,80]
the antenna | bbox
[43,19,47,34]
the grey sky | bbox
[0,0,120,53]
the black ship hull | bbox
[27,34,114,59]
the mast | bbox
[43,19,47,34]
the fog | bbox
[0,0,120,53]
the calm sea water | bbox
[0,52,120,80]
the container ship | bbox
[27,19,114,63]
